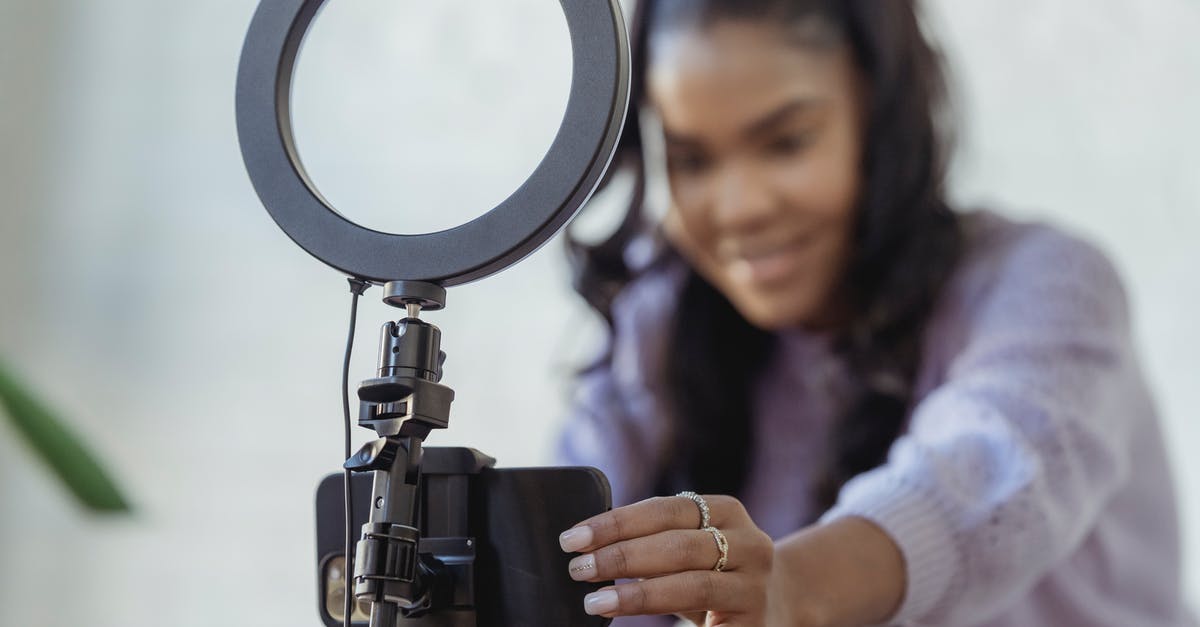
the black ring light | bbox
[236,0,630,286]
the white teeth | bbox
[741,245,790,262]
[726,243,802,284]
[726,240,796,262]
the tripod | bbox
[326,281,614,627]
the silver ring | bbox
[704,526,729,572]
[676,491,711,529]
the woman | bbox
[555,1,1195,626]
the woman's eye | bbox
[668,151,712,175]
[765,133,812,157]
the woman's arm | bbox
[817,228,1139,625]
[561,227,1143,626]
[768,518,906,627]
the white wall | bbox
[0,1,1195,624]
[926,0,1200,608]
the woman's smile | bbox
[723,234,812,286]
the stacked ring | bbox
[676,491,712,529]
[677,491,730,572]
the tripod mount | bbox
[344,281,465,625]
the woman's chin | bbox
[730,292,824,332]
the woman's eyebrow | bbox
[739,98,826,138]
[662,131,704,148]
[662,98,827,148]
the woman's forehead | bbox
[647,21,855,140]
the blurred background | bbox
[1,0,1196,624]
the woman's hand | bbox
[559,495,908,627]
[558,494,777,626]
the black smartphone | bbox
[315,448,614,627]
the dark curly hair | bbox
[568,0,963,516]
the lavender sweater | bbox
[557,212,1196,626]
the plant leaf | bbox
[0,358,132,513]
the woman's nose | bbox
[711,161,778,231]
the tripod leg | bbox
[368,601,398,627]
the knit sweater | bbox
[556,211,1196,626]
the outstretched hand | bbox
[560,494,907,627]
[558,494,776,627]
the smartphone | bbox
[315,448,613,627]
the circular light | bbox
[289,0,574,237]
[236,0,630,286]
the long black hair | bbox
[568,0,963,515]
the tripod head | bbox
[359,282,452,441]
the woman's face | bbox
[648,19,864,330]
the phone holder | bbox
[234,1,630,626]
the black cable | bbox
[342,278,369,627]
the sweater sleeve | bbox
[821,227,1138,625]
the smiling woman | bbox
[558,1,1196,626]
[650,18,864,330]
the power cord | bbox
[342,278,370,627]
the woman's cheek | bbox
[664,202,718,266]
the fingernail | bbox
[584,589,619,616]
[559,526,593,552]
[568,553,596,581]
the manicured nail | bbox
[559,525,593,552]
[584,589,619,616]
[568,553,596,581]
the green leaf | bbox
[0,357,132,513]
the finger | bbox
[581,572,763,618]
[568,528,762,581]
[561,494,750,553]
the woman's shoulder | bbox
[925,209,1132,365]
[947,210,1127,314]
[602,238,690,385]
[607,231,696,329]
[958,209,1120,278]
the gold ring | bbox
[704,526,729,572]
